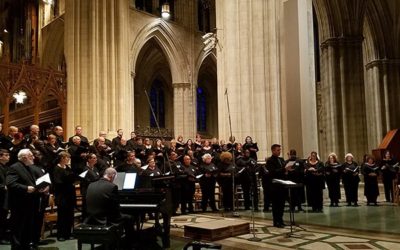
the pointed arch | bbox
[130,20,190,84]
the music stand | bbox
[272,179,305,237]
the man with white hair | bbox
[6,149,49,250]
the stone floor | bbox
[0,184,398,250]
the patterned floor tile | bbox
[323,236,370,243]
[375,241,400,249]
[299,242,337,250]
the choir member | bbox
[52,126,65,149]
[380,150,397,202]
[6,149,49,250]
[68,125,89,148]
[80,153,100,220]
[199,153,219,212]
[243,136,259,161]
[217,152,236,212]
[0,149,10,245]
[127,131,137,149]
[304,151,325,212]
[68,136,88,174]
[325,153,342,207]
[236,149,259,210]
[342,153,360,206]
[111,129,124,150]
[260,159,272,212]
[53,152,76,241]
[116,151,142,173]
[285,149,305,212]
[142,157,162,177]
[362,155,380,206]
[180,155,197,214]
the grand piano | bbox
[116,173,174,248]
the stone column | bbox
[364,59,400,149]
[281,0,318,158]
[319,36,367,160]
[65,0,132,139]
[216,0,283,156]
[173,82,196,140]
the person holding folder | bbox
[6,149,49,250]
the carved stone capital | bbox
[320,36,364,49]
[172,82,191,89]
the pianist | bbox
[85,168,134,241]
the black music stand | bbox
[272,179,305,237]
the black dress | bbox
[342,162,360,206]
[53,165,76,239]
[362,163,380,205]
[325,162,342,206]
[304,161,325,212]
[380,159,397,202]
[217,162,236,211]
[199,162,218,211]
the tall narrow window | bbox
[197,87,207,132]
[149,80,165,128]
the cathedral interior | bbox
[0,0,399,249]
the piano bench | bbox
[74,223,124,250]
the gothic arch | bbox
[193,50,216,87]
[195,52,218,137]
[130,20,190,84]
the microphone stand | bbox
[144,90,172,175]
[248,167,261,242]
[225,89,239,217]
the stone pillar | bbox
[319,36,367,160]
[173,82,196,140]
[364,59,400,149]
[216,0,283,156]
[65,0,132,140]
[281,0,318,158]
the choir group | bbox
[0,123,399,249]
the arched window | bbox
[149,80,165,128]
[197,87,207,132]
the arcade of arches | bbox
[0,0,399,161]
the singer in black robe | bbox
[217,152,236,212]
[53,152,76,241]
[380,150,397,202]
[325,153,342,207]
[342,153,360,206]
[304,152,325,212]
[6,150,48,250]
[199,153,219,212]
[362,156,380,205]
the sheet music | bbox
[123,173,137,189]
[35,173,51,186]
[196,174,203,179]
[272,178,297,185]
[285,161,296,168]
[79,170,88,178]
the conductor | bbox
[266,144,288,228]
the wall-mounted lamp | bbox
[13,91,27,104]
[161,1,170,19]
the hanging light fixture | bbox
[161,1,170,19]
